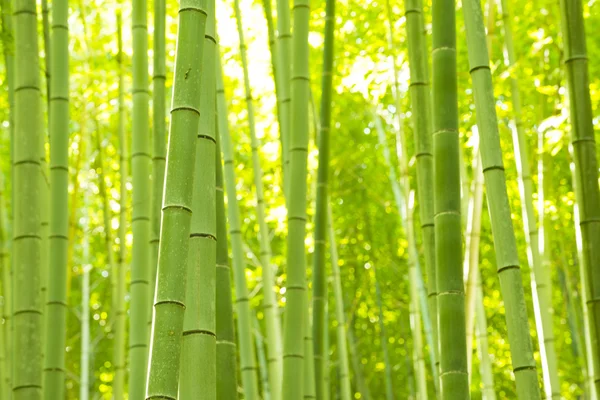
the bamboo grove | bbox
[0,0,600,398]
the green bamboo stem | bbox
[404,0,438,381]
[322,306,330,400]
[129,0,151,392]
[499,1,559,396]
[464,147,484,375]
[112,11,127,399]
[462,0,541,396]
[559,0,600,394]
[475,274,496,400]
[374,266,395,400]
[145,0,208,396]
[275,0,291,186]
[150,0,166,329]
[373,112,428,398]
[0,173,9,400]
[13,1,43,398]
[232,3,283,396]
[312,0,335,395]
[432,0,469,396]
[217,52,260,400]
[281,0,310,395]
[0,0,13,393]
[304,305,316,400]
[41,0,50,110]
[179,1,217,394]
[327,206,351,400]
[254,315,271,400]
[216,107,239,400]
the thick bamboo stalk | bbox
[145,0,208,396]
[559,0,600,393]
[232,3,283,395]
[179,2,217,395]
[13,1,43,398]
[275,0,291,185]
[312,0,335,395]
[403,0,438,381]
[217,53,260,400]
[499,1,559,396]
[128,0,151,392]
[112,11,127,399]
[432,0,469,396]
[462,0,541,396]
[150,0,166,322]
[327,206,351,400]
[281,0,310,396]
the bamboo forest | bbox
[2,0,600,398]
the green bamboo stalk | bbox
[374,267,394,400]
[312,0,335,395]
[322,307,330,400]
[474,275,496,400]
[0,0,13,394]
[275,0,291,185]
[499,1,559,396]
[179,1,217,395]
[0,173,9,400]
[112,11,127,399]
[144,0,207,396]
[404,0,438,380]
[217,52,260,400]
[41,0,50,109]
[232,2,283,395]
[462,0,541,396]
[559,0,600,394]
[150,0,166,319]
[216,104,239,400]
[254,316,271,400]
[327,206,351,400]
[129,0,151,393]
[13,1,43,398]
[432,0,469,396]
[281,0,311,394]
[304,305,316,400]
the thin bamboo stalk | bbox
[559,0,600,393]
[232,3,283,395]
[217,52,260,400]
[0,173,9,400]
[462,0,541,396]
[275,0,292,186]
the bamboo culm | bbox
[217,52,260,400]
[462,0,541,396]
[145,0,207,396]
[232,2,283,396]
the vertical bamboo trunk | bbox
[112,11,127,399]
[373,112,427,397]
[404,0,438,381]
[80,162,91,400]
[0,173,9,400]
[281,0,310,394]
[322,307,330,400]
[499,1,559,396]
[462,0,541,397]
[217,54,260,400]
[254,316,272,400]
[41,0,50,109]
[13,1,43,398]
[304,305,316,399]
[215,123,239,400]
[232,2,283,395]
[179,0,217,395]
[312,0,335,394]
[559,0,600,393]
[327,206,351,400]
[475,275,496,400]
[432,0,469,396]
[374,267,395,400]
[0,0,13,394]
[145,0,207,396]
[129,0,151,393]
[275,0,291,185]
[150,0,166,319]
